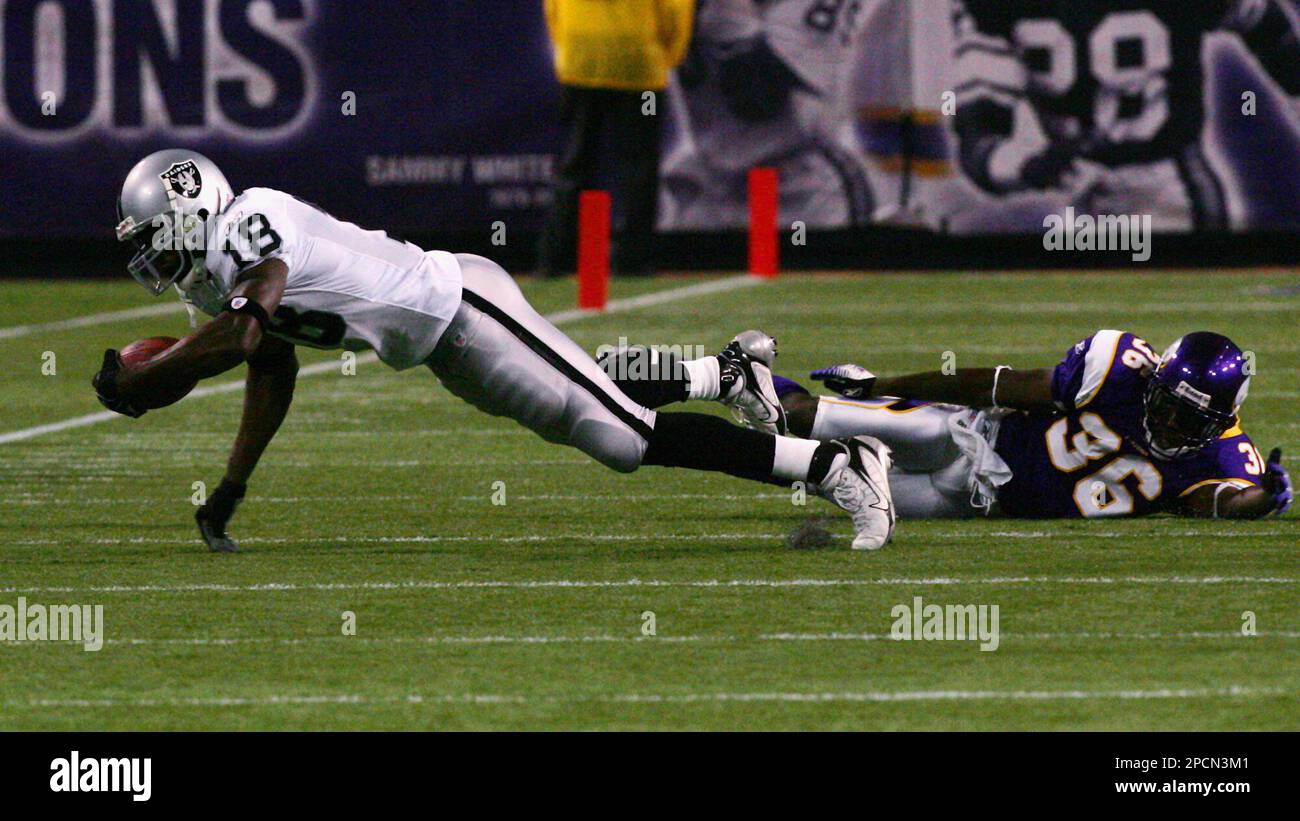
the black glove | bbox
[718,37,808,122]
[196,479,246,553]
[92,349,146,418]
[1019,144,1078,190]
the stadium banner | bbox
[0,0,563,239]
[2,0,1300,240]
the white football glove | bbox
[810,364,877,398]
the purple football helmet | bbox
[1143,332,1250,460]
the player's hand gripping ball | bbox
[92,336,196,416]
[118,335,178,366]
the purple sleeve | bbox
[1050,337,1092,411]
[772,374,810,398]
[1172,431,1265,500]
[1210,433,1265,488]
[1049,331,1158,411]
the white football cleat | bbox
[819,436,895,550]
[718,330,787,435]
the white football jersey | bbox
[185,188,463,370]
[674,0,871,172]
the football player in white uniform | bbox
[951,0,1300,231]
[94,150,896,551]
[661,0,875,229]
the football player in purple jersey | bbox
[950,0,1300,230]
[759,330,1291,519]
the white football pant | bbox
[810,398,1011,518]
[426,254,656,472]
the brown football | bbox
[118,336,196,408]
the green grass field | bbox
[0,270,1296,730]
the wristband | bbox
[221,296,270,329]
[1212,482,1233,519]
[991,365,1013,409]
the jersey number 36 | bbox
[1046,412,1163,517]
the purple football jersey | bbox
[994,330,1264,517]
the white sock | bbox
[771,437,823,482]
[683,356,722,400]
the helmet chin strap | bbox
[174,254,227,321]
[176,253,208,292]
[173,283,200,328]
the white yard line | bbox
[0,629,1284,649]
[11,685,1287,710]
[0,353,370,446]
[2,492,791,506]
[7,528,1291,544]
[0,275,760,446]
[0,419,119,446]
[770,301,1298,315]
[759,630,1300,642]
[543,275,760,323]
[2,576,1294,595]
[597,686,1287,704]
[9,532,758,546]
[12,530,1300,543]
[0,302,186,340]
[984,530,1292,539]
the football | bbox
[118,336,196,408]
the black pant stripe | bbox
[460,289,655,440]
[811,136,876,226]
[1175,145,1228,231]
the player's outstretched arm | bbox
[826,366,1058,412]
[116,258,289,400]
[1178,449,1293,519]
[196,332,299,552]
[1179,485,1279,519]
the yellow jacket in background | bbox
[544,0,694,91]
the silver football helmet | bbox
[115,149,235,295]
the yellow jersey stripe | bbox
[1178,478,1256,498]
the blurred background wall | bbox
[3,0,1299,275]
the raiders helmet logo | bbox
[159,160,203,200]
